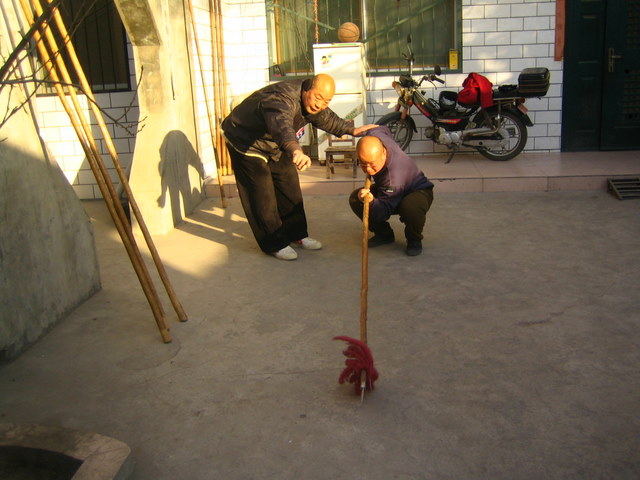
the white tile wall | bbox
[36,89,139,199]
[191,3,217,180]
[49,0,563,198]
[220,0,562,155]
[222,0,270,101]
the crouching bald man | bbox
[349,126,434,256]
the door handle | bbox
[608,47,623,72]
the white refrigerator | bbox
[313,43,367,162]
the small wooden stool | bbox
[325,132,358,179]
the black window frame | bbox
[36,0,131,95]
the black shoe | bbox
[406,240,422,256]
[368,233,395,247]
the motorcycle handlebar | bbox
[419,75,445,86]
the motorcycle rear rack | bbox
[493,86,546,100]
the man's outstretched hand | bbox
[353,124,379,137]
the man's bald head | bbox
[357,135,383,159]
[357,135,387,175]
[302,74,335,115]
[312,73,336,98]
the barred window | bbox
[37,0,130,93]
[266,0,461,77]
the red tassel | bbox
[334,336,379,395]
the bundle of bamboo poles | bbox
[186,0,231,204]
[209,0,232,176]
[16,0,189,343]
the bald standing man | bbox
[222,74,377,260]
[350,126,434,256]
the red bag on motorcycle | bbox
[457,73,494,108]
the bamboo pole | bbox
[0,0,60,85]
[273,0,282,79]
[19,0,172,341]
[186,0,226,207]
[360,175,371,344]
[313,0,319,43]
[208,0,223,176]
[209,0,224,175]
[40,0,189,322]
[211,0,231,175]
[359,175,372,398]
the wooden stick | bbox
[21,0,171,341]
[187,0,227,207]
[360,175,371,344]
[41,0,188,322]
[359,175,372,396]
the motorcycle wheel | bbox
[476,109,527,161]
[376,112,413,150]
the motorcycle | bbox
[376,35,550,162]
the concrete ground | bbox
[1,190,639,479]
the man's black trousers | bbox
[349,187,434,241]
[228,146,308,253]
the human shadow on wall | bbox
[157,130,205,227]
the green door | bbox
[562,0,640,151]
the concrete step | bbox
[205,151,640,198]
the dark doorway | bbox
[562,0,640,151]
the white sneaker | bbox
[292,237,322,250]
[270,246,298,260]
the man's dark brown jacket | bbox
[222,78,353,162]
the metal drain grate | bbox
[608,177,640,200]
